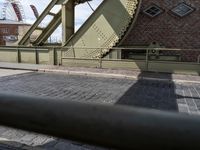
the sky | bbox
[0,0,102,41]
[20,0,102,30]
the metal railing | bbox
[198,55,200,64]
[0,46,200,73]
[0,93,200,149]
[0,46,51,64]
[61,46,200,70]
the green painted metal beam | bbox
[62,0,141,59]
[32,11,62,46]
[56,0,70,4]
[18,0,68,46]
[62,0,75,46]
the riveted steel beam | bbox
[56,0,69,4]
[62,0,74,45]
[32,10,62,46]
[63,0,141,59]
[18,0,64,46]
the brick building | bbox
[0,20,30,46]
[0,21,18,45]
[122,0,200,62]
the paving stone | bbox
[178,104,189,113]
[0,71,198,112]
[186,99,196,107]
[35,138,58,150]
[31,136,50,147]
[20,134,38,145]
[0,71,200,149]
[0,127,9,135]
[189,106,199,112]
[190,111,200,116]
[0,141,24,149]
[1,130,25,140]
[53,141,90,150]
[177,98,186,105]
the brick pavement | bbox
[0,70,200,149]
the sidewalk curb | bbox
[0,62,199,84]
[0,66,38,71]
[39,69,200,84]
[39,68,138,79]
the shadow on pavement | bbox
[116,72,179,111]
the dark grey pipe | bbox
[0,93,199,149]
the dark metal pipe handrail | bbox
[0,93,200,149]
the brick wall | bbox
[0,37,5,45]
[122,0,200,62]
[0,24,18,46]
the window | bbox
[1,28,9,34]
[143,5,163,17]
[171,3,194,17]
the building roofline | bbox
[0,19,31,26]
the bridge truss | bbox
[18,0,141,59]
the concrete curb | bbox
[39,68,138,79]
[0,62,199,84]
[39,68,200,84]
[0,66,38,71]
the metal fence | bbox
[0,46,200,74]
[0,46,59,65]
[61,47,200,74]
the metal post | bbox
[197,55,200,64]
[72,46,75,58]
[62,0,74,46]
[99,48,102,68]
[60,48,63,66]
[50,47,56,65]
[17,47,21,63]
[146,49,149,71]
[53,47,56,65]
[35,47,39,64]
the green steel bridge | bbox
[0,1,200,149]
[0,0,199,74]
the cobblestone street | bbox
[0,69,200,149]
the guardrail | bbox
[0,93,200,149]
[61,47,200,74]
[0,46,58,65]
[0,46,200,74]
